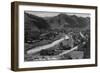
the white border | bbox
[18,5,96,68]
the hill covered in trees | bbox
[24,12,90,43]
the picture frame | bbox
[11,1,98,71]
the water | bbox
[27,35,69,54]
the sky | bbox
[25,11,90,18]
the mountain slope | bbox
[24,12,90,42]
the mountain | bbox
[24,13,50,42]
[44,13,90,30]
[25,13,50,30]
[24,12,90,42]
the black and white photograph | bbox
[11,1,97,71]
[24,11,91,61]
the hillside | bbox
[24,12,90,42]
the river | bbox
[27,35,69,54]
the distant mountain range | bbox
[24,12,90,41]
[25,12,90,30]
